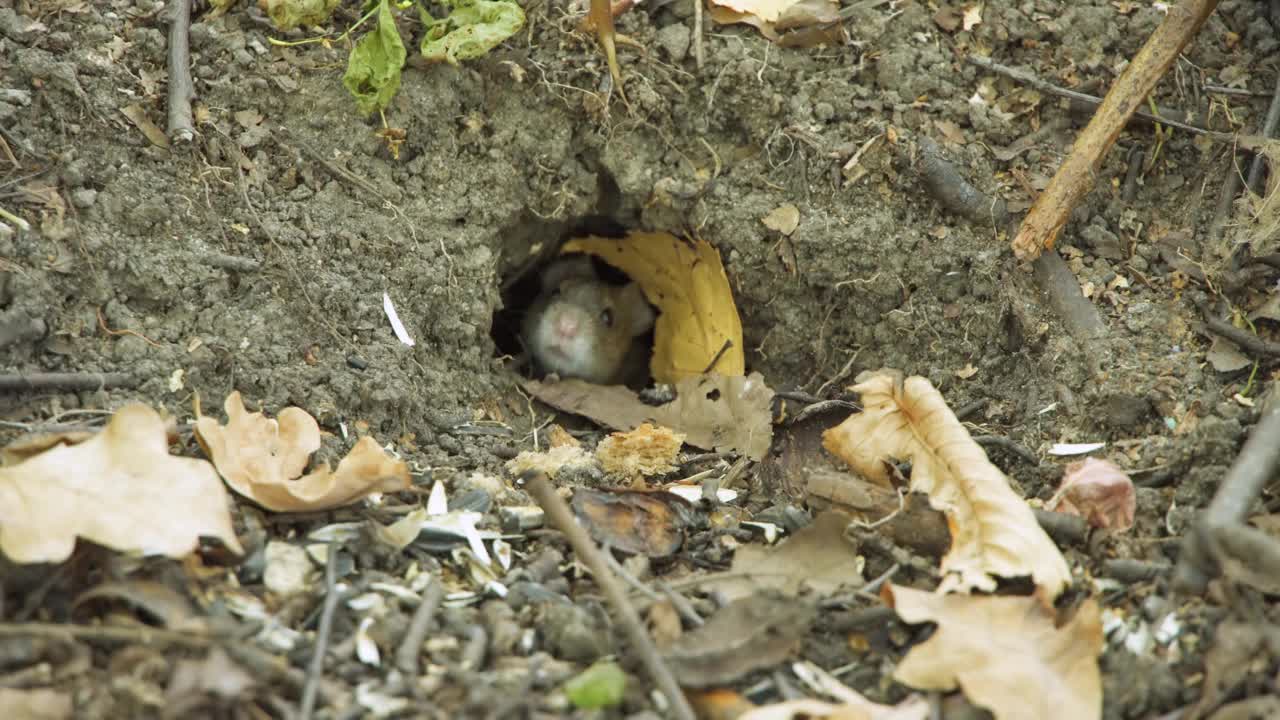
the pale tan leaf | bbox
[0,405,243,563]
[823,370,1071,599]
[762,204,800,235]
[884,585,1103,720]
[195,392,409,512]
[0,688,72,720]
[740,697,929,720]
[708,0,798,23]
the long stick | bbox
[522,471,695,720]
[1010,0,1220,260]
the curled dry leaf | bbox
[195,392,409,512]
[562,232,744,383]
[0,404,243,563]
[883,584,1103,720]
[664,590,816,687]
[571,487,696,558]
[1,430,94,466]
[596,423,685,478]
[701,510,863,602]
[1047,457,1134,531]
[823,371,1071,599]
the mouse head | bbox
[524,256,655,384]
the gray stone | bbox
[71,188,98,209]
[655,23,690,63]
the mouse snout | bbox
[554,313,581,339]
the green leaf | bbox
[563,661,626,710]
[342,0,407,115]
[419,0,525,65]
[262,0,340,30]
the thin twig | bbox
[165,0,195,143]
[966,54,1233,142]
[521,471,696,720]
[0,372,137,393]
[692,0,704,71]
[395,576,444,675]
[1202,314,1280,357]
[972,435,1039,467]
[1000,0,1222,260]
[1244,70,1280,194]
[1176,401,1280,593]
[300,543,341,720]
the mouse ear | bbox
[541,255,596,290]
[619,283,655,336]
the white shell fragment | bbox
[1048,442,1106,456]
[383,292,415,347]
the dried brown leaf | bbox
[702,510,863,601]
[664,590,816,687]
[885,585,1103,720]
[195,392,409,512]
[523,372,773,460]
[823,370,1070,599]
[0,405,243,563]
[1047,457,1134,531]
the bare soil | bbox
[3,0,1280,717]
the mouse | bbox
[521,255,655,386]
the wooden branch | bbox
[1010,0,1220,260]
[165,0,195,144]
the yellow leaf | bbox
[562,232,744,384]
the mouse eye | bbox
[600,308,614,328]
[549,287,562,298]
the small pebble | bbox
[71,188,97,209]
[655,24,691,63]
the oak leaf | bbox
[562,232,744,383]
[0,404,243,563]
[823,371,1071,599]
[195,392,409,512]
[884,584,1102,720]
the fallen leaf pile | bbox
[823,370,1071,599]
[195,392,410,512]
[562,232,744,383]
[819,369,1100,718]
[0,404,243,563]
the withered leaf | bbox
[665,590,816,687]
[824,370,1071,599]
[572,488,695,558]
[523,372,773,460]
[884,585,1103,720]
[196,392,410,512]
[0,404,243,563]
